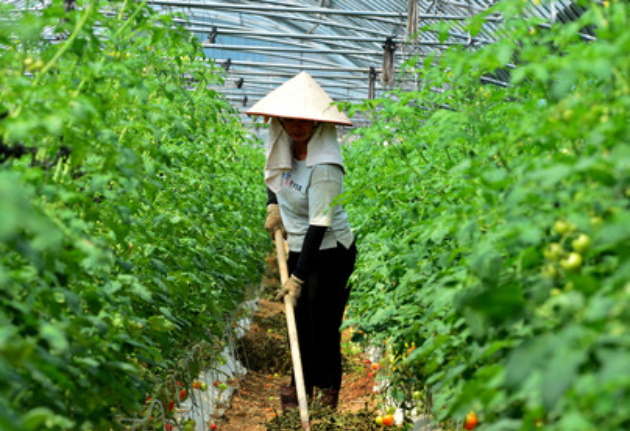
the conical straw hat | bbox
[246,71,353,126]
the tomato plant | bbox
[0,0,267,429]
[342,1,630,430]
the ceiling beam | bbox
[149,1,501,22]
[209,59,380,73]
[203,43,384,56]
[177,18,494,44]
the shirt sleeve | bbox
[267,187,278,206]
[308,164,344,227]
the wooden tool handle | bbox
[274,229,310,431]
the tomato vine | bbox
[1,1,267,430]
[343,1,630,430]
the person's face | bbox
[282,119,316,143]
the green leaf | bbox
[22,408,75,431]
[505,335,550,390]
[541,345,584,410]
[39,323,69,352]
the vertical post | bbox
[368,66,376,100]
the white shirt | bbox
[277,161,354,252]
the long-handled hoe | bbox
[274,229,311,431]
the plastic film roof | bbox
[8,0,595,127]
[143,0,592,126]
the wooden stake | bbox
[274,229,310,431]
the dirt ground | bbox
[216,254,380,431]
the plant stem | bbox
[33,1,97,86]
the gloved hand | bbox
[264,204,286,239]
[275,275,304,307]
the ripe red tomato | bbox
[465,412,478,430]
[211,424,217,430]
[382,414,394,426]
[367,372,374,378]
[168,401,174,411]
[179,389,186,400]
[372,363,380,371]
[165,423,173,431]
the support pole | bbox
[275,230,310,431]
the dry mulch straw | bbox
[265,403,387,431]
[220,252,394,431]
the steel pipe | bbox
[150,0,404,25]
[216,79,365,92]
[223,70,368,80]
[200,31,472,47]
[203,43,383,56]
[224,94,368,103]
[206,49,361,69]
[218,81,364,94]
[203,28,390,43]
[208,59,379,73]
[223,78,378,89]
[174,14,495,44]
[218,89,360,100]
[148,1,502,21]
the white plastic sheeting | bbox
[174,298,260,431]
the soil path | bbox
[217,255,379,431]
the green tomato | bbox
[199,382,208,391]
[386,405,396,415]
[572,234,591,253]
[375,416,383,426]
[543,243,564,261]
[541,264,558,279]
[560,252,583,271]
[218,383,228,391]
[554,220,575,236]
[412,390,423,401]
[183,423,194,431]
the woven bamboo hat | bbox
[246,71,353,126]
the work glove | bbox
[276,275,304,307]
[264,204,286,239]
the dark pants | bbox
[287,241,357,391]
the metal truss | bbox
[141,0,593,122]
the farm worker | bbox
[246,71,357,410]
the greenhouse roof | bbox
[9,0,595,127]
[143,0,592,126]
